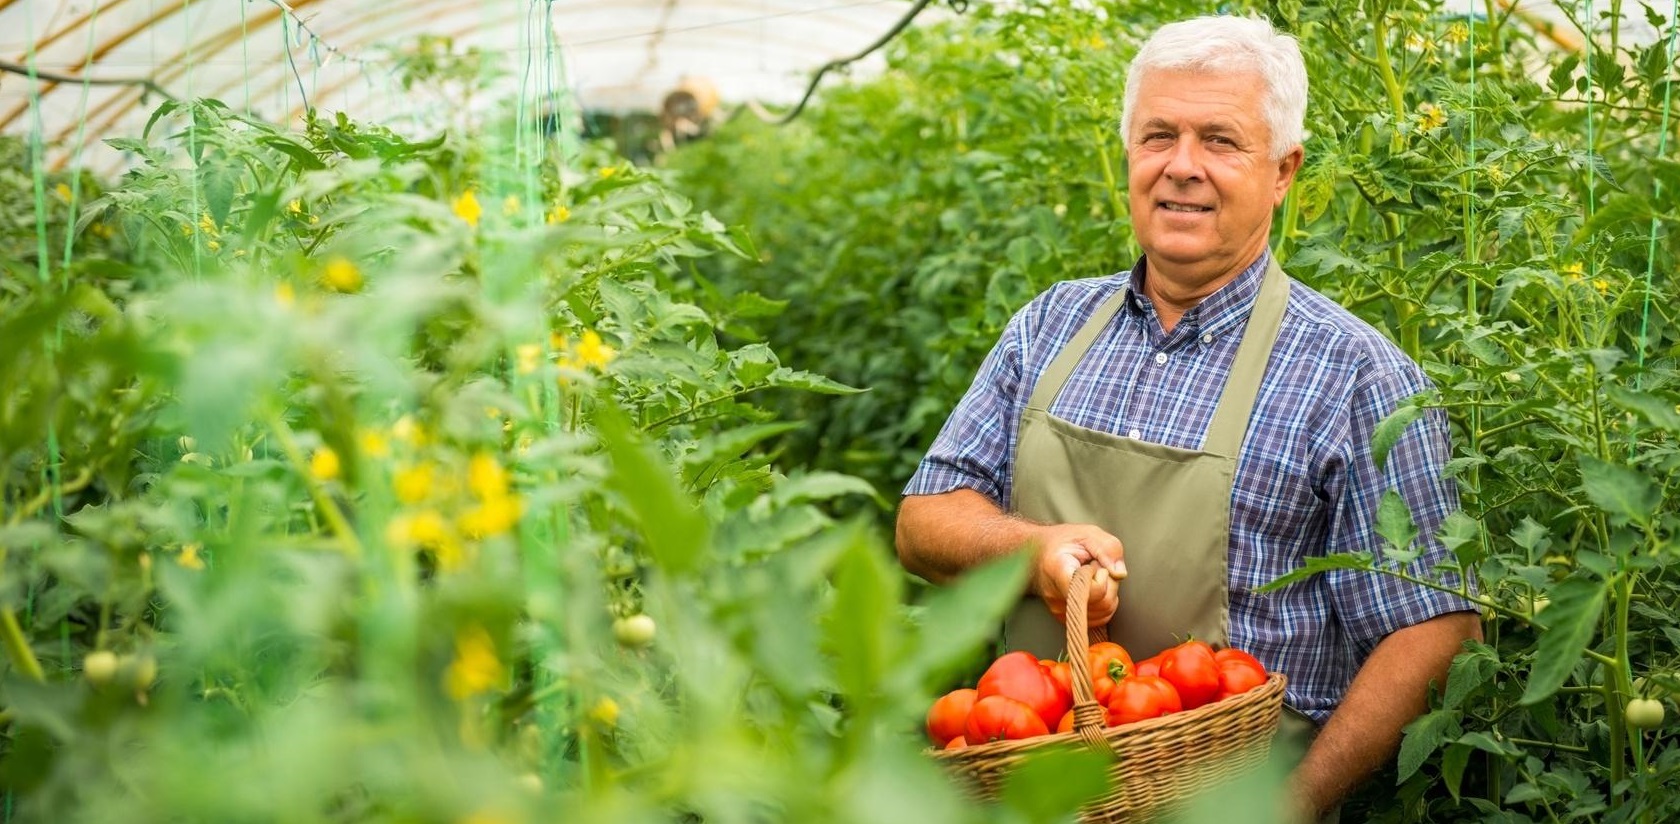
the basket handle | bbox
[1063,564,1119,757]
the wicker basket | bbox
[932,566,1287,823]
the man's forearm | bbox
[1290,611,1483,818]
[895,488,1038,583]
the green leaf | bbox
[770,471,885,510]
[1436,511,1482,571]
[1442,743,1471,802]
[823,524,903,717]
[682,422,803,479]
[1520,577,1607,705]
[258,135,326,171]
[1375,491,1419,562]
[998,745,1113,822]
[142,99,182,140]
[1508,517,1550,555]
[1443,644,1498,710]
[1607,386,1680,433]
[1371,401,1425,472]
[1398,708,1459,782]
[767,367,864,395]
[1577,455,1660,524]
[907,553,1031,688]
[1255,552,1374,593]
[595,401,711,577]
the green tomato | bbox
[1626,697,1666,730]
[83,650,118,686]
[613,614,656,648]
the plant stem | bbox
[269,413,363,559]
[0,608,45,682]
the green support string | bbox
[1635,0,1679,394]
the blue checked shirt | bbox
[905,252,1479,723]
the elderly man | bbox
[895,14,1481,818]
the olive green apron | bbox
[1001,257,1326,772]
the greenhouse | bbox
[2,0,1677,821]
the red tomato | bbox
[1040,659,1074,705]
[1086,642,1135,705]
[1159,640,1221,710]
[1134,654,1163,679]
[943,735,968,750]
[964,695,1051,743]
[1105,675,1183,725]
[1056,709,1075,734]
[1214,647,1266,673]
[1218,659,1267,699]
[978,651,1070,730]
[926,688,978,746]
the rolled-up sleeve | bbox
[902,306,1032,506]
[1325,366,1481,658]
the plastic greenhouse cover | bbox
[0,0,1665,175]
[1,0,941,174]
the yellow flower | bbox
[206,240,221,252]
[178,543,205,570]
[545,204,570,224]
[549,331,567,351]
[385,509,449,547]
[198,213,219,237]
[1416,102,1447,133]
[310,447,341,481]
[323,256,362,293]
[1088,35,1105,49]
[358,429,391,458]
[575,330,616,370]
[459,809,517,824]
[598,166,618,179]
[502,194,521,216]
[516,343,542,375]
[392,415,427,445]
[589,696,620,728]
[444,625,506,699]
[1592,277,1609,294]
[458,495,522,538]
[55,183,73,201]
[1563,262,1585,281]
[287,199,303,215]
[1486,163,1507,186]
[393,462,436,504]
[452,191,482,228]
[466,453,510,500]
[1444,22,1470,45]
[276,282,297,308]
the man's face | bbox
[1125,69,1302,284]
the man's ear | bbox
[1273,146,1305,206]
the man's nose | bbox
[1164,138,1202,182]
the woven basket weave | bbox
[932,565,1287,823]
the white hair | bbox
[1119,16,1308,160]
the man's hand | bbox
[897,490,1126,629]
[1030,524,1127,628]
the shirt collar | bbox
[1124,250,1271,340]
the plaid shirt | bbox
[904,252,1478,722]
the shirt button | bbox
[1153,352,1168,365]
[1202,334,1213,344]
[1128,429,1142,439]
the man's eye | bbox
[1208,135,1235,146]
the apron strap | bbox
[1025,284,1131,412]
[1201,257,1290,457]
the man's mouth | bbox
[1160,201,1213,213]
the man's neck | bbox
[1140,252,1265,334]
